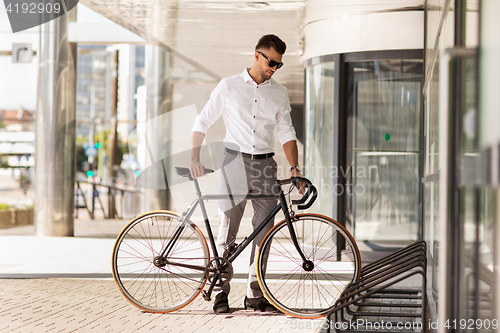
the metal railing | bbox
[75,180,141,219]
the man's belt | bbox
[225,148,275,160]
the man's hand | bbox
[291,168,306,195]
[190,131,206,179]
[189,160,206,179]
[282,140,306,194]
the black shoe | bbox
[244,296,279,312]
[213,292,230,314]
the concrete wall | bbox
[0,208,34,228]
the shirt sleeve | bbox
[192,79,225,134]
[276,89,297,145]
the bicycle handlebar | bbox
[176,166,317,210]
[276,177,318,210]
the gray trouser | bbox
[215,151,277,298]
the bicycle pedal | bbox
[202,290,211,302]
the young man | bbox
[189,34,303,314]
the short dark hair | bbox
[255,34,286,55]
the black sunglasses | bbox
[257,51,284,69]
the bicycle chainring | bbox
[207,257,234,287]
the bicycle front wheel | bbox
[112,211,209,313]
[256,214,361,319]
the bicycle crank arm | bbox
[201,270,220,302]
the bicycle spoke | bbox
[119,243,154,263]
[123,232,159,257]
[315,266,351,290]
[265,265,303,295]
[310,229,335,258]
[267,244,302,265]
[136,221,156,255]
[310,269,339,300]
[271,236,303,265]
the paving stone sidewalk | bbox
[0,212,324,333]
[0,279,323,333]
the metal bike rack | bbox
[324,240,427,333]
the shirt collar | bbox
[242,68,271,86]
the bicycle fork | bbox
[277,185,315,272]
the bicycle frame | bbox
[157,177,309,297]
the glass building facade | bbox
[305,62,335,218]
[76,45,112,136]
[305,51,423,243]
[304,1,500,331]
[423,0,499,330]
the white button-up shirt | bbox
[192,68,297,154]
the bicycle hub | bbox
[153,256,167,267]
[302,260,314,272]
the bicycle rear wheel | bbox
[112,211,209,313]
[256,214,360,319]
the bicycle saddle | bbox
[175,167,214,177]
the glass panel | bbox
[459,186,478,328]
[460,58,477,155]
[425,0,442,73]
[426,0,456,74]
[305,62,335,217]
[465,0,479,48]
[423,0,456,323]
[353,153,420,240]
[346,59,423,241]
[424,50,440,177]
[423,0,455,320]
[458,187,496,333]
[459,53,494,331]
[478,188,496,330]
[479,0,500,148]
[423,53,440,309]
[76,45,113,136]
[424,182,439,299]
[477,1,500,330]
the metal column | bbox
[34,8,77,236]
[141,45,173,212]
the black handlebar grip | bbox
[291,182,310,205]
[297,185,317,210]
[274,177,318,210]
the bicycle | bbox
[111,166,361,319]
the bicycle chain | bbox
[159,256,214,261]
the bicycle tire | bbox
[112,210,209,313]
[256,214,361,319]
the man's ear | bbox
[254,51,259,62]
